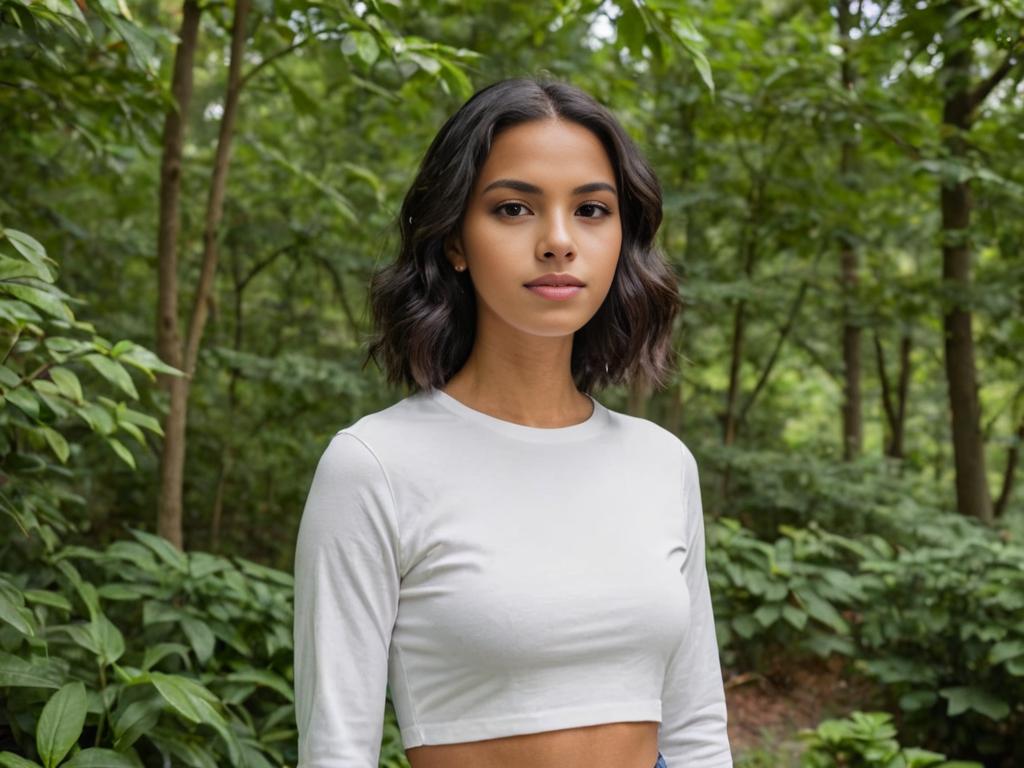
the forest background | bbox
[1,0,1023,766]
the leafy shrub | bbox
[708,510,1024,763]
[853,525,1024,761]
[0,226,413,767]
[798,710,982,768]
[708,517,879,668]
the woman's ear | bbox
[445,232,466,270]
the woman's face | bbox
[448,118,622,340]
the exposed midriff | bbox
[405,720,660,768]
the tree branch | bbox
[968,37,1024,114]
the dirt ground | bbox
[723,652,884,764]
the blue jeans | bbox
[654,751,668,768]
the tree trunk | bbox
[874,332,912,460]
[939,16,993,523]
[720,202,758,514]
[994,415,1023,519]
[159,0,253,549]
[837,0,862,461]
[156,0,201,549]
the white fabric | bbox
[293,387,733,767]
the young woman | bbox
[293,77,733,768]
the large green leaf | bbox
[0,652,62,689]
[111,696,164,751]
[2,229,53,271]
[0,590,34,636]
[0,752,43,768]
[150,672,223,726]
[36,681,87,768]
[938,686,1011,720]
[63,749,140,767]
[83,354,137,399]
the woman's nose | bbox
[537,212,575,259]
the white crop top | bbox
[293,387,733,767]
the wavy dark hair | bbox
[363,76,681,395]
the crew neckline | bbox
[424,387,608,443]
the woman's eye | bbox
[577,203,610,218]
[496,202,530,217]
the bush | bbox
[798,710,982,768]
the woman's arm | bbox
[658,441,733,767]
[293,430,401,768]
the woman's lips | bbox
[525,285,583,301]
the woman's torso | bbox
[405,721,660,768]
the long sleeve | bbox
[293,430,401,768]
[658,441,733,767]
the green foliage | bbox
[708,516,872,667]
[0,225,179,539]
[710,506,1024,760]
[0,229,411,766]
[798,711,981,768]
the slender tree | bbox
[936,1,1022,523]
[155,0,202,548]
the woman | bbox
[293,77,733,768]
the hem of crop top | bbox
[422,386,609,443]
[399,698,662,748]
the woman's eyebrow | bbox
[481,178,617,196]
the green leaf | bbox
[617,2,647,55]
[0,752,43,768]
[142,643,192,671]
[939,686,1010,720]
[105,436,135,469]
[112,343,182,378]
[179,615,215,665]
[128,528,187,573]
[4,386,40,418]
[48,366,83,403]
[0,253,53,282]
[150,672,223,726]
[731,614,759,639]
[989,639,1024,665]
[438,58,473,100]
[39,425,70,463]
[269,59,319,115]
[2,229,52,271]
[83,354,138,399]
[63,748,140,767]
[352,30,379,65]
[223,669,294,702]
[90,614,126,665]
[75,402,116,435]
[781,603,807,630]
[112,696,163,750]
[0,364,20,388]
[0,284,73,321]
[899,689,937,711]
[95,584,143,601]
[753,603,781,627]
[794,589,849,634]
[0,590,34,636]
[0,651,63,689]
[23,590,72,612]
[36,681,87,768]
[103,400,163,436]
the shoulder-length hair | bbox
[364,76,681,395]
